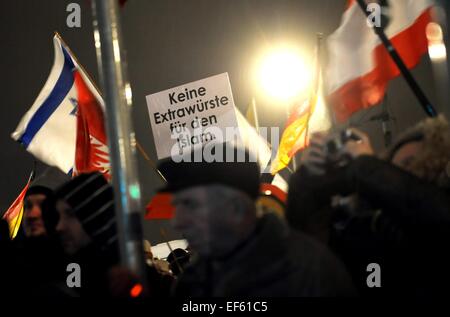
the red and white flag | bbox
[327,0,434,122]
[12,34,111,179]
[73,70,111,180]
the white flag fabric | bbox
[233,107,289,192]
[233,107,273,173]
[12,35,105,175]
[327,0,433,122]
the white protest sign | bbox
[146,73,239,159]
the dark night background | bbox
[1,0,449,244]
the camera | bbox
[324,129,361,170]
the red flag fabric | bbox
[145,193,175,220]
[327,0,433,122]
[73,71,111,179]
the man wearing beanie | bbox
[22,185,53,238]
[9,167,69,296]
[159,142,355,297]
[21,166,69,238]
[50,172,119,297]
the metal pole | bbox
[440,0,450,81]
[356,0,437,118]
[431,1,450,119]
[91,0,147,284]
[250,97,260,134]
[303,33,323,146]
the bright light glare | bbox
[125,82,133,106]
[258,48,311,101]
[427,22,447,62]
[308,93,332,135]
[428,43,447,61]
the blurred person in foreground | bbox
[158,142,356,297]
[46,172,174,297]
[286,115,450,296]
[44,171,120,297]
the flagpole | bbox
[249,98,278,184]
[355,0,437,118]
[429,2,450,119]
[90,0,147,286]
[160,228,184,275]
[250,97,260,134]
[54,32,104,97]
[369,94,392,147]
[135,141,167,183]
[303,33,323,147]
[289,34,323,173]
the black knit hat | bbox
[25,185,53,200]
[54,172,118,249]
[25,167,71,199]
[157,143,260,200]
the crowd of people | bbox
[1,115,449,297]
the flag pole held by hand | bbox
[355,0,437,118]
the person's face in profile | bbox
[55,200,91,256]
[23,193,47,238]
[172,185,249,258]
[391,141,423,173]
[172,186,213,256]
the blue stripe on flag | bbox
[19,46,76,148]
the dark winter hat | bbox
[25,167,71,199]
[157,143,260,200]
[25,168,71,236]
[25,184,55,236]
[25,185,53,200]
[54,172,117,248]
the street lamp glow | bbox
[428,43,447,62]
[427,22,447,62]
[258,48,311,101]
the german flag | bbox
[2,172,34,239]
[270,35,323,175]
[270,94,318,175]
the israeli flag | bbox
[12,35,81,174]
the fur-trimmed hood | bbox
[386,115,450,188]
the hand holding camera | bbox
[301,128,374,176]
[340,128,374,158]
[300,132,328,176]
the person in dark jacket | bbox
[9,167,69,296]
[158,143,356,297]
[286,115,450,296]
[48,172,120,297]
[49,172,173,297]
